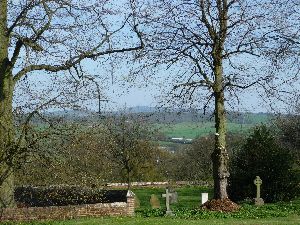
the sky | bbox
[103,78,285,113]
[11,0,300,115]
[15,57,297,114]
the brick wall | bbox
[0,191,135,222]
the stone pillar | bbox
[126,190,135,216]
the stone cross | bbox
[162,188,174,215]
[254,176,262,198]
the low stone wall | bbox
[0,191,135,222]
[106,181,213,188]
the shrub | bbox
[135,202,300,219]
[229,125,300,202]
[174,133,244,181]
[14,186,127,207]
[135,208,165,217]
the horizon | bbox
[43,106,274,115]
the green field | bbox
[154,111,271,140]
[157,122,254,139]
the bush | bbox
[229,125,300,202]
[14,186,127,207]
[173,133,244,181]
[135,202,300,219]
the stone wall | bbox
[106,181,213,188]
[0,190,135,222]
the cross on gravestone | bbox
[162,188,174,216]
[253,176,264,206]
[254,176,262,198]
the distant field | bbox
[156,122,255,139]
[30,111,271,141]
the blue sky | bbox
[14,54,298,114]
[12,0,299,114]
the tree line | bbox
[15,111,300,202]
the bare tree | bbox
[133,0,299,202]
[0,0,143,207]
[104,113,158,190]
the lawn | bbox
[2,186,299,225]
[133,186,213,210]
[41,215,300,225]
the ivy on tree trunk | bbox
[0,0,15,207]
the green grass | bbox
[133,186,213,210]
[157,122,254,139]
[3,187,299,225]
[11,215,300,225]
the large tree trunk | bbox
[127,169,131,190]
[0,0,15,207]
[211,62,230,199]
[0,73,15,208]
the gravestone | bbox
[162,188,177,216]
[170,191,178,204]
[134,195,140,208]
[150,194,160,209]
[253,176,264,206]
[201,193,208,204]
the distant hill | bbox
[23,107,272,126]
[127,106,157,113]
[19,107,273,152]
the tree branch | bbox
[224,75,271,89]
[199,0,217,40]
[7,1,39,35]
[11,39,23,67]
[13,24,143,83]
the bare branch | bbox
[13,24,144,82]
[224,76,271,89]
[7,1,39,35]
[199,0,217,40]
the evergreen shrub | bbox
[229,125,300,202]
